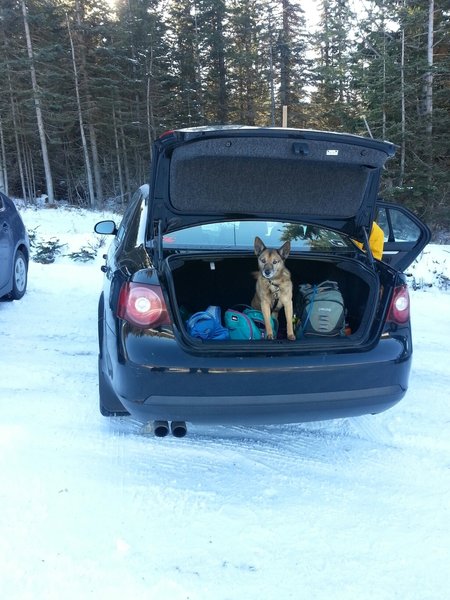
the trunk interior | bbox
[165,253,380,346]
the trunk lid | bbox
[149,126,396,244]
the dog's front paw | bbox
[287,333,296,341]
[266,333,274,340]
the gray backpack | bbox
[295,281,345,338]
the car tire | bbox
[10,249,28,300]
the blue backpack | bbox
[186,306,230,340]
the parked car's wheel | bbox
[10,249,28,300]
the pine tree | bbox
[309,0,359,131]
[193,0,228,123]
[21,0,56,204]
[113,0,173,178]
[0,0,446,227]
[166,0,204,126]
[271,0,310,127]
[227,0,268,125]
[354,0,449,227]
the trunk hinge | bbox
[362,227,375,267]
[148,219,163,268]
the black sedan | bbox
[0,192,30,301]
[94,127,430,437]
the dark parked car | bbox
[95,127,430,437]
[0,192,29,301]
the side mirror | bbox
[94,220,117,235]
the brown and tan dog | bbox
[251,236,295,340]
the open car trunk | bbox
[164,252,387,351]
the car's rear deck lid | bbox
[150,127,396,241]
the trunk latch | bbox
[292,142,309,156]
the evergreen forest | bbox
[0,0,448,233]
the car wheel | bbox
[11,250,28,300]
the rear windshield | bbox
[163,221,353,252]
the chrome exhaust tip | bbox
[170,421,187,438]
[153,420,170,437]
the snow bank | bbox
[0,205,448,600]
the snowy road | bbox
[1,210,449,599]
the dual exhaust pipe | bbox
[153,420,187,438]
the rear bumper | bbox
[105,330,412,425]
[130,387,406,425]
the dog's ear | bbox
[278,240,291,260]
[254,236,266,256]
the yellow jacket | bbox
[354,222,384,260]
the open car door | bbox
[376,201,431,271]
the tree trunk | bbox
[20,0,54,204]
[400,7,406,187]
[279,0,291,108]
[9,90,28,203]
[112,103,125,205]
[74,0,103,207]
[146,46,155,163]
[192,1,205,120]
[424,0,433,138]
[422,0,434,207]
[0,116,7,194]
[119,121,131,203]
[1,26,27,201]
[88,120,103,208]
[23,140,36,204]
[268,8,276,126]
[66,13,96,208]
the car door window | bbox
[117,189,146,249]
[122,198,148,253]
[376,208,389,241]
[378,207,420,242]
[377,202,431,271]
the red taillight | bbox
[117,283,170,328]
[158,130,177,144]
[387,285,410,324]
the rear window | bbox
[163,221,353,252]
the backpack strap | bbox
[299,285,319,336]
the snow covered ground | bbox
[1,206,449,600]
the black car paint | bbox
[106,326,411,425]
[94,128,431,429]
